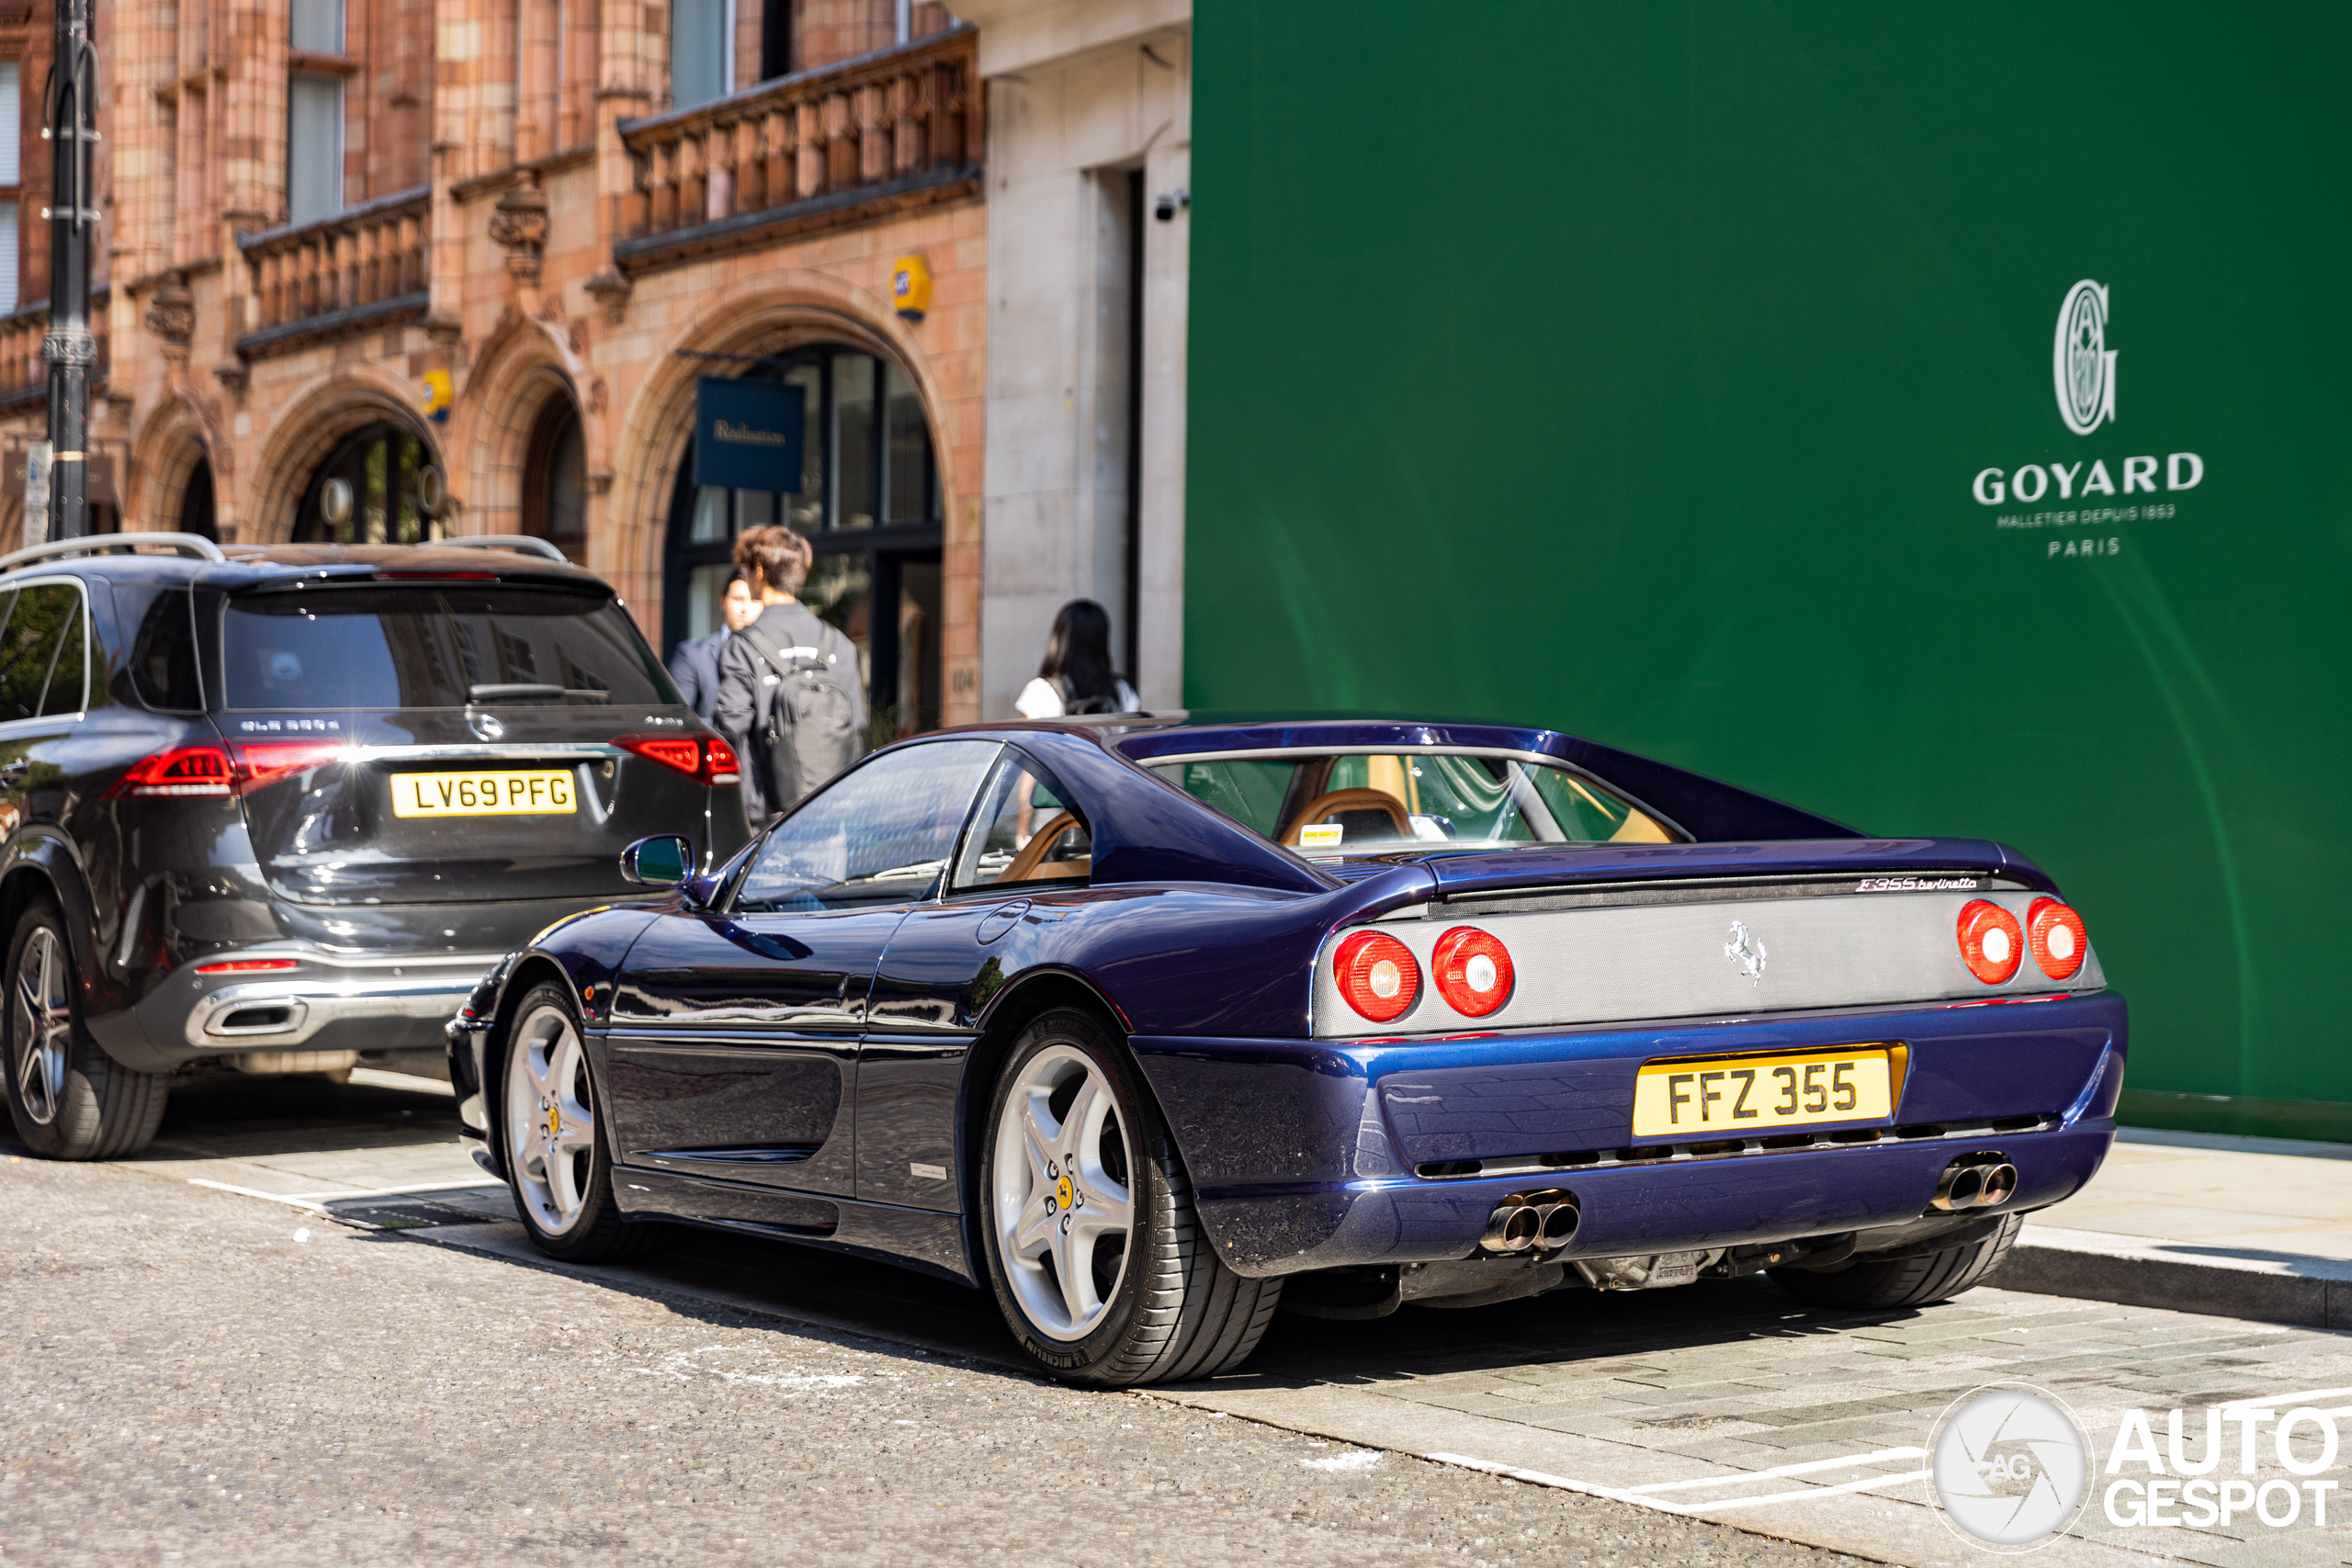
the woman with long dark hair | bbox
[1015,598,1137,717]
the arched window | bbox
[293,423,445,545]
[522,400,587,562]
[662,344,942,739]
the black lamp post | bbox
[42,0,98,542]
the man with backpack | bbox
[712,525,865,825]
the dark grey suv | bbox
[0,533,750,1159]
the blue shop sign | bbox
[694,377,806,492]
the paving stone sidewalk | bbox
[2001,1130,2352,1331]
[1207,1275,2352,1567]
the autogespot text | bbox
[2102,1404,2340,1529]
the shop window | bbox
[662,344,941,738]
[293,423,445,545]
[522,400,588,561]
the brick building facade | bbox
[8,0,983,730]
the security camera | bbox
[1153,186,1190,221]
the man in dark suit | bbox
[667,567,759,723]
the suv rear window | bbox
[222,586,676,710]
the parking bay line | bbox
[1425,1450,1929,1515]
[1623,1446,1928,1494]
[187,1176,503,1213]
[2216,1385,2352,1411]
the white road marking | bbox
[1681,1469,1931,1514]
[346,1067,457,1097]
[1625,1447,1928,1494]
[1425,1453,1679,1511]
[2216,1386,2352,1411]
[187,1176,503,1213]
[1427,1451,1930,1516]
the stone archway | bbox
[244,367,444,545]
[454,318,582,542]
[126,409,218,537]
[604,267,966,637]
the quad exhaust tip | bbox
[1932,1155,2018,1212]
[1478,1190,1580,1255]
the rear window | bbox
[222,586,677,710]
[1146,750,1681,853]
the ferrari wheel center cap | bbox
[545,1103,561,1140]
[1055,1173,1074,1211]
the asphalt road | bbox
[0,1081,1867,1568]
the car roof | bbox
[0,541,605,593]
[909,711,1568,761]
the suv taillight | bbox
[235,742,351,792]
[107,747,235,798]
[108,742,353,800]
[616,733,740,786]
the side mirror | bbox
[621,835,694,887]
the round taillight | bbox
[1333,931,1419,1023]
[1956,899,2024,985]
[1432,926,1514,1018]
[2027,897,2087,981]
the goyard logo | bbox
[1723,920,1766,985]
[2053,279,2117,436]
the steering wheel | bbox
[1280,788,1411,846]
[1001,811,1082,883]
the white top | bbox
[1017,675,1139,719]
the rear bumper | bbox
[1130,990,2126,1277]
[95,947,508,1072]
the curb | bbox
[1991,1224,2352,1331]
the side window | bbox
[0,583,77,722]
[733,739,1000,912]
[952,749,1092,891]
[38,592,85,716]
[128,587,205,712]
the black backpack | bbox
[1056,674,1123,716]
[740,610,860,816]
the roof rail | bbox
[0,533,227,573]
[438,535,571,564]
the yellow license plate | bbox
[1632,1048,1894,1137]
[390,770,578,818]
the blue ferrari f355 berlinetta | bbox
[447,716,2124,1385]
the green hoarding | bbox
[1185,4,2352,1135]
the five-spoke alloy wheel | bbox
[978,1008,1283,1386]
[1,898,166,1159]
[500,981,662,1263]
[991,1042,1137,1340]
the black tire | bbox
[499,982,665,1264]
[2,898,167,1159]
[1769,1213,2024,1310]
[978,1008,1281,1387]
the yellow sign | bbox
[420,367,453,423]
[1630,1048,1894,1138]
[891,254,933,321]
[390,770,578,818]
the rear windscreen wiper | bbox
[467,682,611,704]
